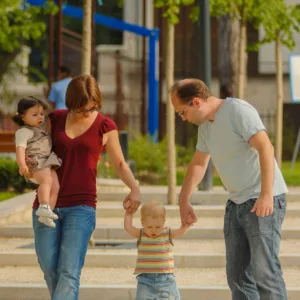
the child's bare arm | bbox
[171,214,194,239]
[124,212,140,238]
[16,146,29,175]
[171,223,191,239]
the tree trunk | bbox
[275,37,283,168]
[166,22,176,205]
[115,51,126,130]
[230,20,239,96]
[82,0,94,247]
[82,0,92,75]
[237,21,247,99]
[218,14,233,94]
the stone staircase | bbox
[0,188,300,300]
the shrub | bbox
[0,157,36,193]
[0,157,12,190]
[129,135,167,174]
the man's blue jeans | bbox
[224,194,287,300]
[32,205,96,300]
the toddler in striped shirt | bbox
[124,200,192,300]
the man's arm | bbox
[249,130,274,217]
[179,150,210,225]
[47,85,57,110]
[179,150,211,203]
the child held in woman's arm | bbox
[124,200,192,300]
[13,96,61,228]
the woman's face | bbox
[75,100,98,118]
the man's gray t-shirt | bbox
[196,97,288,204]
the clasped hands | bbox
[123,189,141,214]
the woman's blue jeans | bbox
[32,205,96,300]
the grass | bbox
[281,161,300,186]
[0,191,19,202]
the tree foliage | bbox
[0,0,57,84]
[0,0,57,53]
[252,1,300,51]
[155,0,198,24]
[210,0,267,23]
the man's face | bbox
[171,92,206,125]
[58,71,67,80]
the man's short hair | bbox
[59,66,71,76]
[171,78,212,103]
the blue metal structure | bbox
[26,0,160,139]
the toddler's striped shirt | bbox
[134,227,174,274]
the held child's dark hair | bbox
[12,96,49,126]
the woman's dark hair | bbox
[12,96,48,126]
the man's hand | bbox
[179,201,198,226]
[181,215,193,229]
[251,195,273,217]
[123,189,141,214]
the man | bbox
[220,84,233,99]
[47,66,72,110]
[171,78,288,300]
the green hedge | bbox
[0,157,37,193]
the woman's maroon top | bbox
[32,109,117,209]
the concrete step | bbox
[0,267,300,300]
[3,207,300,227]
[97,190,300,204]
[1,190,299,223]
[1,250,300,268]
[2,237,300,255]
[1,225,300,239]
[96,204,300,218]
[1,284,300,300]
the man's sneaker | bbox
[36,204,58,220]
[38,217,56,228]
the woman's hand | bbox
[123,189,141,214]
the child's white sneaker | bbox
[36,204,58,220]
[38,216,56,228]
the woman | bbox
[31,75,141,300]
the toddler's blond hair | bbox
[140,200,166,221]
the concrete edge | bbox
[1,225,300,239]
[95,206,300,218]
[0,191,35,219]
[97,191,300,203]
[1,252,300,268]
[0,284,299,300]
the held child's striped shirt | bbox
[134,227,174,274]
